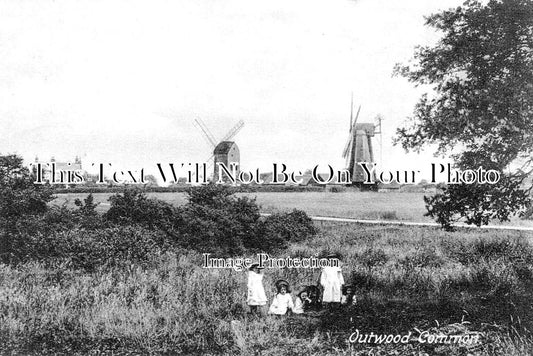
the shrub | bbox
[0,204,82,264]
[179,185,263,255]
[73,193,101,229]
[327,186,345,193]
[262,209,316,243]
[379,210,398,220]
[178,185,317,255]
[105,188,177,229]
[185,184,236,207]
[44,225,169,271]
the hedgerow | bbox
[0,155,317,267]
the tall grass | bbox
[2,223,533,354]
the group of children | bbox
[246,257,357,316]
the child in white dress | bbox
[247,263,267,315]
[268,280,294,315]
[320,253,344,308]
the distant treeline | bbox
[51,185,327,194]
[50,184,441,194]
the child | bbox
[268,280,294,315]
[293,288,312,314]
[341,284,357,306]
[306,285,322,311]
[247,263,267,315]
[320,253,344,309]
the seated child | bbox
[268,280,294,315]
[306,285,322,311]
[341,284,357,306]
[293,288,312,314]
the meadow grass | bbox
[2,222,533,354]
[52,191,429,221]
[52,191,533,227]
[52,191,430,221]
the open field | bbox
[2,222,533,355]
[53,191,533,227]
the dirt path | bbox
[261,213,533,232]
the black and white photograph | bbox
[1,0,533,354]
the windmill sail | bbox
[342,105,360,159]
[191,119,244,183]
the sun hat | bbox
[275,279,291,292]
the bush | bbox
[262,209,316,243]
[73,194,102,229]
[0,205,80,264]
[379,210,398,220]
[2,181,319,265]
[105,188,177,229]
[179,185,263,255]
[327,186,345,193]
[28,225,169,271]
[179,185,317,255]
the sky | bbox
[0,0,464,182]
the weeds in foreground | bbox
[1,224,533,355]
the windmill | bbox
[194,118,245,182]
[342,97,380,186]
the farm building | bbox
[299,174,334,187]
[377,181,401,192]
[33,156,85,186]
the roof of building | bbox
[52,162,83,171]
[214,141,236,154]
[257,172,279,185]
[285,174,336,186]
[377,181,401,189]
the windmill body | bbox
[349,124,375,183]
[342,104,378,185]
[214,141,240,183]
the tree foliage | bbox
[0,154,53,223]
[395,0,533,229]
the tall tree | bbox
[395,0,533,229]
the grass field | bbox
[52,191,533,227]
[2,222,533,355]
